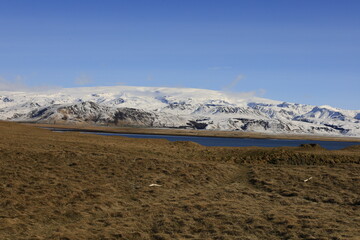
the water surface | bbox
[77,131,359,150]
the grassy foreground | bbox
[0,121,359,240]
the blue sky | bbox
[0,0,359,109]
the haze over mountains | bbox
[0,86,359,137]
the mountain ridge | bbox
[1,86,359,137]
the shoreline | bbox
[22,122,360,143]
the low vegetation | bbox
[0,122,359,239]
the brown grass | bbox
[0,121,359,239]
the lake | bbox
[72,131,360,150]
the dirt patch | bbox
[0,121,359,239]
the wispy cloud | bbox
[221,74,266,99]
[115,82,127,86]
[222,74,245,91]
[208,66,232,70]
[0,76,61,92]
[147,74,154,82]
[224,89,266,100]
[75,75,94,86]
[0,76,28,91]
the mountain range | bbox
[1,86,359,137]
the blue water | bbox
[79,131,359,150]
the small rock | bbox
[149,184,162,187]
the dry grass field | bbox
[0,121,360,239]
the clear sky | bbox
[0,0,359,109]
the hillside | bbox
[0,86,359,137]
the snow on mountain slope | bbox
[0,86,359,137]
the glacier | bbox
[0,85,359,137]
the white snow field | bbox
[0,86,359,137]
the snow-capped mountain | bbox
[0,86,359,137]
